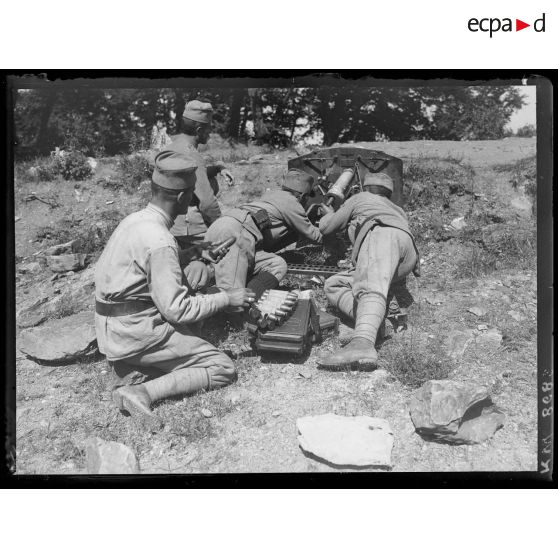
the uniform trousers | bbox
[205,215,287,290]
[109,324,235,392]
[324,226,417,342]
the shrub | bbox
[55,150,93,181]
[381,331,453,388]
[515,124,536,138]
[453,224,535,278]
[50,292,82,319]
[35,209,123,255]
[116,153,153,190]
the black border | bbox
[2,70,555,488]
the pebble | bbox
[272,411,281,418]
[507,310,523,322]
[200,408,213,418]
[477,324,489,331]
[468,306,487,317]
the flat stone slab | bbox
[446,329,474,358]
[474,328,503,351]
[85,437,139,474]
[297,414,394,468]
[17,267,95,328]
[19,311,97,363]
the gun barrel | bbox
[326,168,355,205]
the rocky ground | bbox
[12,137,537,474]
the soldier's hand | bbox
[183,261,210,291]
[320,203,334,215]
[200,249,218,264]
[225,288,256,308]
[220,169,234,186]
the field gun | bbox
[288,145,404,216]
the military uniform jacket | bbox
[95,203,229,360]
[319,192,420,271]
[165,134,222,237]
[241,190,322,251]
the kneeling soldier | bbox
[204,168,323,301]
[95,149,255,431]
[317,172,420,369]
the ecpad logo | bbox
[468,13,546,37]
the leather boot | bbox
[112,384,163,432]
[317,337,378,370]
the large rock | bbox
[18,261,42,275]
[19,311,97,363]
[45,239,82,256]
[46,253,88,272]
[409,380,505,445]
[297,414,394,468]
[85,437,139,474]
[17,267,95,328]
[474,328,503,351]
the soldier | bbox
[94,149,255,431]
[204,168,323,301]
[167,100,234,243]
[316,172,420,369]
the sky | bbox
[508,86,536,131]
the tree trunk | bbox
[173,90,186,134]
[248,88,268,141]
[239,103,249,143]
[34,89,57,154]
[227,89,244,140]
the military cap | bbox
[283,168,315,195]
[152,150,198,191]
[183,100,214,124]
[363,172,394,193]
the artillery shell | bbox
[274,310,287,317]
[279,304,293,312]
[249,307,261,320]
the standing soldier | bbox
[316,172,420,369]
[94,149,255,431]
[205,168,323,302]
[166,100,234,243]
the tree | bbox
[515,124,536,137]
[421,86,526,140]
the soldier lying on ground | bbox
[164,100,234,244]
[316,172,420,370]
[94,149,255,431]
[204,168,323,306]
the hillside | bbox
[13,137,537,474]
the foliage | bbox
[420,86,526,140]
[54,150,93,180]
[515,124,536,137]
[14,85,528,156]
[35,209,123,254]
[116,152,153,190]
[381,327,453,388]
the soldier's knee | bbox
[324,275,340,296]
[273,257,288,281]
[208,354,237,389]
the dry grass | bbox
[15,140,539,474]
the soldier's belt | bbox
[286,263,341,277]
[95,299,154,317]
